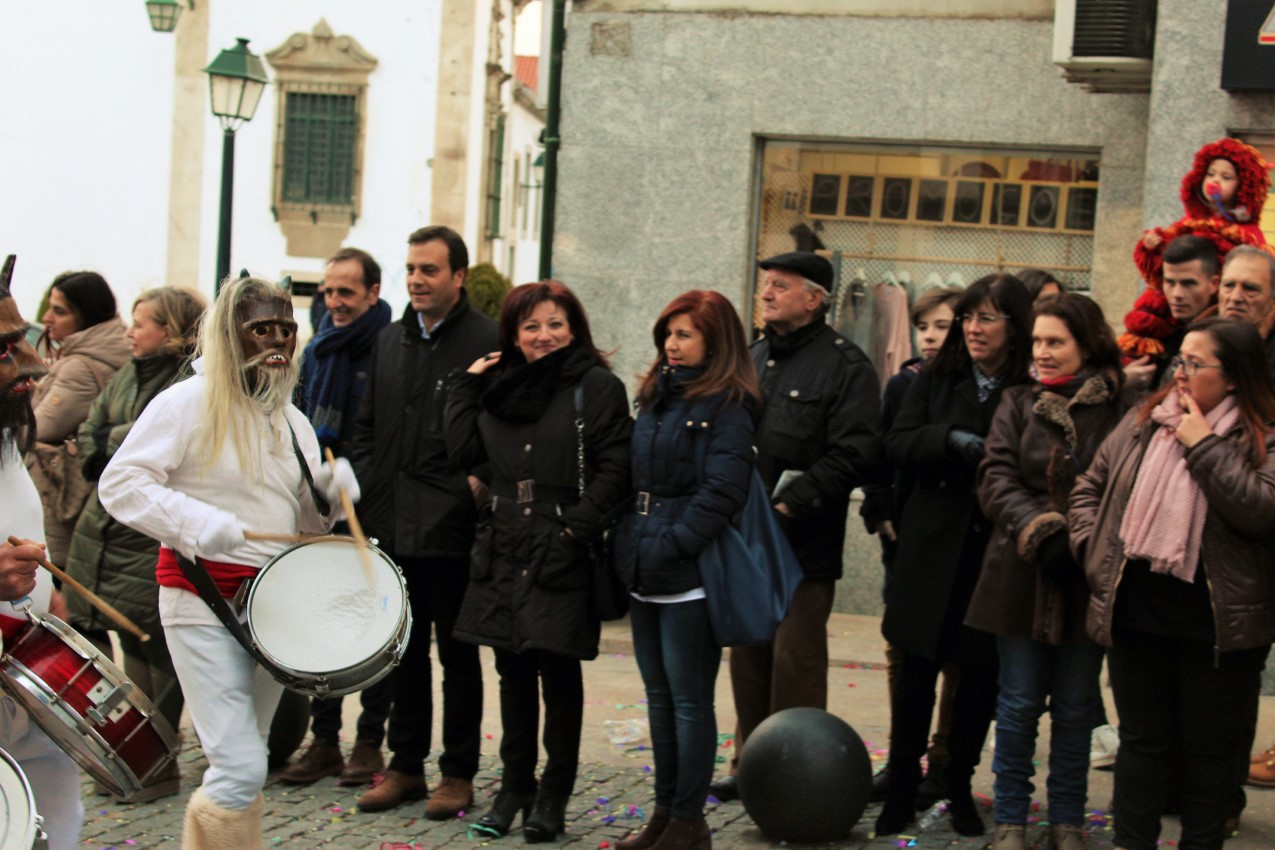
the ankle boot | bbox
[476,788,535,837]
[523,788,570,843]
[182,788,264,850]
[649,816,711,850]
[617,805,670,850]
[874,766,919,835]
[946,789,985,836]
[1048,823,1086,850]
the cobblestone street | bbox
[73,616,1275,849]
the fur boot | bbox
[182,788,264,850]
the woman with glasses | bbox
[876,274,1033,837]
[1072,317,1275,850]
[965,294,1130,850]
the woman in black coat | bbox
[444,281,632,843]
[876,274,1034,837]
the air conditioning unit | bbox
[1053,0,1156,93]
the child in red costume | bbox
[1120,138,1271,359]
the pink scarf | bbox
[1119,389,1240,582]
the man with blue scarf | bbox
[284,247,394,787]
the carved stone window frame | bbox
[266,19,378,258]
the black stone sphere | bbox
[736,707,873,843]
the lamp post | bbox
[144,0,183,32]
[203,38,268,293]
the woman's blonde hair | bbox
[133,286,207,359]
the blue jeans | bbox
[630,598,722,821]
[992,635,1104,825]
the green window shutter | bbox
[282,91,359,206]
[485,114,506,239]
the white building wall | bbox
[3,0,446,320]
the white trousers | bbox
[166,622,283,809]
[0,695,84,850]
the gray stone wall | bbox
[557,11,1149,390]
[556,10,1151,613]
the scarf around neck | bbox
[1119,388,1240,582]
[302,299,392,446]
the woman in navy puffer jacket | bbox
[613,290,760,850]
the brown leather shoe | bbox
[1247,757,1275,788]
[649,816,711,850]
[338,739,384,786]
[279,740,344,786]
[425,776,474,820]
[356,769,428,812]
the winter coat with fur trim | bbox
[1070,409,1275,653]
[965,373,1130,645]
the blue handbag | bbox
[694,436,804,647]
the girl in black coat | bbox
[444,281,632,843]
[612,291,760,850]
[876,274,1034,838]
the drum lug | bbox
[86,679,134,726]
[313,678,330,698]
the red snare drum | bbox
[0,612,179,798]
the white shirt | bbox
[99,363,332,624]
[0,439,52,622]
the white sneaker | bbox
[1090,723,1119,769]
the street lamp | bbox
[145,0,183,33]
[203,38,268,293]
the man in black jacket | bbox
[350,226,497,817]
[710,251,881,801]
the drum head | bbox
[248,538,406,674]
[0,747,40,850]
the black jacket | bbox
[443,347,632,659]
[881,362,1026,663]
[751,318,882,580]
[614,368,754,596]
[351,292,498,559]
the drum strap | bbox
[286,420,332,517]
[173,552,309,692]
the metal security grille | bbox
[282,91,358,206]
[1072,0,1155,58]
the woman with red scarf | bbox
[966,294,1130,850]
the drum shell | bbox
[0,614,179,798]
[0,746,44,850]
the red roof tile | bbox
[515,55,538,92]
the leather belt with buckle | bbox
[516,479,535,504]
[635,491,652,515]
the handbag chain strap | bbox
[574,384,586,497]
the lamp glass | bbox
[204,38,269,129]
[145,0,182,32]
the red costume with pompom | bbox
[1120,138,1272,358]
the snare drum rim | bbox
[0,746,41,850]
[0,614,180,797]
[244,535,410,685]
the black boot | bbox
[870,767,890,803]
[524,788,569,843]
[476,788,535,837]
[874,766,919,836]
[946,786,985,836]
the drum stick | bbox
[323,449,377,590]
[6,536,150,643]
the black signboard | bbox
[1222,1,1275,91]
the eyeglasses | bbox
[1170,355,1223,377]
[959,313,1008,327]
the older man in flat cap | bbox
[710,252,882,801]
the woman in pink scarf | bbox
[1071,317,1275,850]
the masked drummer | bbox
[0,257,85,850]
[98,275,355,850]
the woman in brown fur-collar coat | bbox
[966,294,1131,850]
